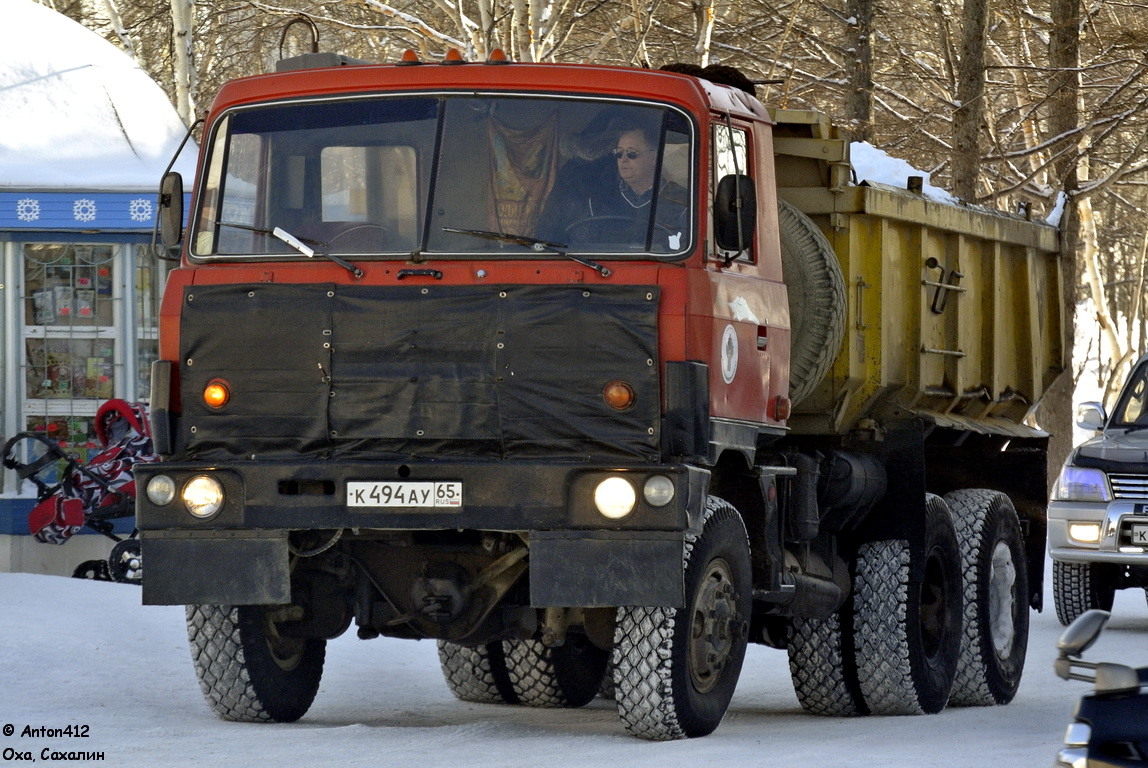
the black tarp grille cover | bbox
[178,283,660,461]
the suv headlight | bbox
[1052,465,1111,502]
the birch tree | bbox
[169,0,196,123]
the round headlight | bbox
[183,475,224,519]
[643,475,676,507]
[146,474,176,506]
[594,476,636,519]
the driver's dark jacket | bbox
[539,176,688,250]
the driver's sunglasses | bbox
[612,148,651,160]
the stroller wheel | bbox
[108,539,143,584]
[73,559,112,581]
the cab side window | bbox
[712,124,753,263]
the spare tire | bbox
[778,198,846,406]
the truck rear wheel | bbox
[945,489,1028,706]
[787,610,867,717]
[437,640,518,704]
[612,497,751,740]
[853,495,961,715]
[186,604,325,723]
[1053,561,1117,626]
[504,635,608,708]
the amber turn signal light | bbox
[603,380,636,410]
[203,379,231,409]
[772,395,792,421]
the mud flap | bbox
[141,532,290,605]
[529,531,684,608]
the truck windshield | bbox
[191,95,694,261]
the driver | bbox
[542,124,687,250]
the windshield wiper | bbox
[442,227,612,278]
[216,221,364,279]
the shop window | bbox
[21,243,117,469]
[24,337,115,401]
[5,240,167,495]
[24,244,116,328]
[133,246,165,400]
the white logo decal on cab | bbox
[721,323,738,384]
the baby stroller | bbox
[1,400,157,584]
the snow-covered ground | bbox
[1,560,1143,767]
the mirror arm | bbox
[149,117,204,261]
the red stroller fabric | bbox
[26,400,157,544]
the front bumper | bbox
[1048,499,1148,565]
[1054,746,1087,768]
[137,459,708,607]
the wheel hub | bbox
[989,541,1017,657]
[262,609,307,672]
[689,557,741,694]
[919,549,952,659]
[108,539,143,584]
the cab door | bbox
[691,116,790,431]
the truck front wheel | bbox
[612,497,751,740]
[1053,561,1117,626]
[853,494,961,715]
[945,489,1029,706]
[186,604,325,723]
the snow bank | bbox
[0,0,193,189]
[849,141,1066,226]
[849,141,956,203]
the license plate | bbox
[347,481,462,509]
[1132,525,1148,546]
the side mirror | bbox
[1058,609,1110,658]
[714,174,756,253]
[1076,402,1107,431]
[158,171,185,247]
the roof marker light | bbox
[486,49,510,64]
[397,49,421,66]
[442,48,465,65]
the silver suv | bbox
[1049,354,1148,626]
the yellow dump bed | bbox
[771,109,1066,438]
